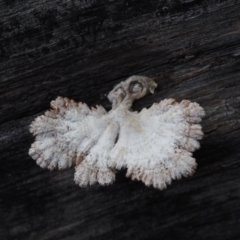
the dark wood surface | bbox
[1,1,240,239]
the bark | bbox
[0,0,240,239]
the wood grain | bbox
[1,0,240,239]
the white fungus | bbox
[29,76,205,190]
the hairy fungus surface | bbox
[29,76,205,190]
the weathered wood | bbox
[1,0,240,239]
